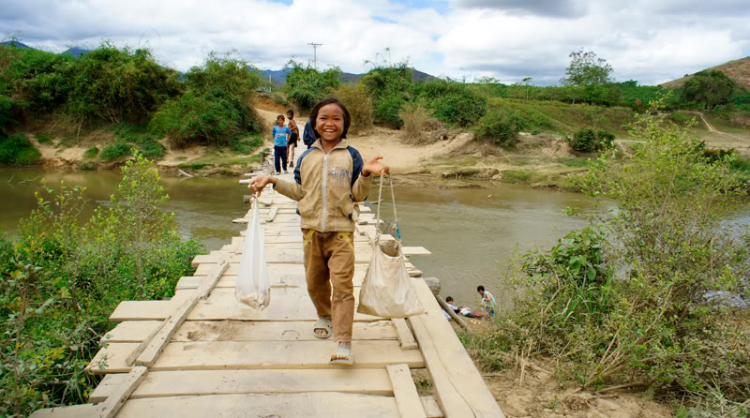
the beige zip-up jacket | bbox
[274,139,372,232]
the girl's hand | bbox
[363,156,390,176]
[249,175,276,194]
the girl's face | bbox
[277,117,284,126]
[315,104,345,143]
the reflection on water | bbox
[3,167,606,308]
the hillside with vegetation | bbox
[0,42,265,171]
[663,56,750,91]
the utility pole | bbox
[308,43,322,70]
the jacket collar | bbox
[312,139,349,152]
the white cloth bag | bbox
[235,198,271,309]
[357,175,424,318]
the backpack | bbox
[302,121,316,147]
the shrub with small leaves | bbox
[474,110,523,148]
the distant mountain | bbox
[662,56,750,91]
[0,40,33,49]
[61,46,91,58]
[259,67,436,85]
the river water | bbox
[1,168,598,307]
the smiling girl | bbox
[250,98,389,365]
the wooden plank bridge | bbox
[31,173,504,418]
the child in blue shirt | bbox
[272,115,291,174]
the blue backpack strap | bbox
[294,147,315,185]
[347,146,364,188]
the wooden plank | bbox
[152,340,424,370]
[402,246,432,256]
[109,301,173,322]
[387,364,427,418]
[93,365,148,418]
[87,343,138,374]
[409,279,506,418]
[136,261,229,366]
[173,320,398,342]
[114,393,400,418]
[101,321,163,343]
[29,404,96,418]
[392,318,419,350]
[90,369,393,402]
[420,396,444,418]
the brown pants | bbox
[302,229,355,342]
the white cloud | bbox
[1,0,748,85]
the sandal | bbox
[330,345,354,366]
[313,318,332,339]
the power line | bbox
[307,43,322,70]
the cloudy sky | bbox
[1,0,749,85]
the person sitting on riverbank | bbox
[272,114,291,174]
[477,285,496,318]
[250,97,389,366]
[446,296,484,319]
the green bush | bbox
[415,79,487,127]
[0,133,41,165]
[569,128,614,152]
[474,110,523,148]
[361,63,413,103]
[284,61,340,111]
[65,44,182,124]
[372,93,405,129]
[100,142,132,161]
[0,46,73,113]
[84,146,99,159]
[33,132,53,144]
[596,130,615,148]
[150,54,262,147]
[670,111,694,126]
[0,155,202,416]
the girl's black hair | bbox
[309,97,351,139]
[477,285,485,292]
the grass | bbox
[84,146,99,159]
[230,135,263,154]
[487,98,634,137]
[556,157,590,167]
[100,142,132,162]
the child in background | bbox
[272,115,291,174]
[286,109,299,168]
[250,98,389,366]
[477,285,496,318]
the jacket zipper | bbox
[321,152,329,232]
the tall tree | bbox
[562,49,614,86]
[680,70,735,110]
